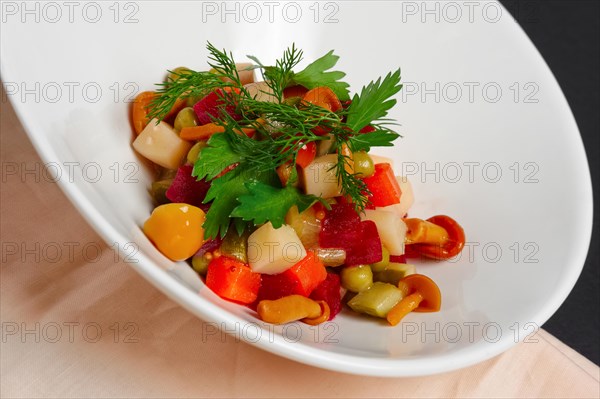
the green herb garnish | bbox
[147,42,403,238]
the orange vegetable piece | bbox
[387,274,441,326]
[143,203,206,261]
[179,123,256,141]
[132,91,186,135]
[362,163,402,207]
[302,86,342,112]
[206,256,261,304]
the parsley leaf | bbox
[291,50,350,101]
[192,133,241,181]
[202,169,278,239]
[346,69,403,132]
[349,129,401,152]
[231,181,320,228]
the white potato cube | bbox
[244,81,277,102]
[133,119,192,170]
[247,223,307,275]
[362,209,407,256]
[302,154,343,198]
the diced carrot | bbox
[362,163,402,207]
[206,256,261,304]
[132,92,186,135]
[283,251,327,297]
[179,123,255,141]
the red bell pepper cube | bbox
[310,272,342,320]
[257,251,327,301]
[206,256,261,304]
[362,163,402,207]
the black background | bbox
[499,0,599,365]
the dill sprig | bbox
[147,70,226,122]
[249,44,303,102]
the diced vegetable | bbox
[192,88,242,125]
[179,123,255,141]
[362,163,402,207]
[220,228,251,263]
[362,209,407,256]
[133,119,192,169]
[370,245,390,272]
[282,251,327,296]
[214,63,255,86]
[206,256,261,304]
[285,205,321,250]
[310,272,342,320]
[302,154,343,198]
[296,142,317,169]
[247,222,307,275]
[373,262,416,285]
[320,203,383,265]
[244,81,277,102]
[341,265,373,292]
[143,203,206,261]
[256,251,326,300]
[150,179,173,205]
[302,86,343,113]
[347,282,404,318]
[165,164,211,208]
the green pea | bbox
[167,67,192,82]
[186,141,207,165]
[347,282,404,318]
[370,245,390,272]
[191,253,211,275]
[353,151,375,177]
[174,107,199,133]
[341,265,373,293]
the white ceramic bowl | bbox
[1,1,593,376]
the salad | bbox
[131,43,466,327]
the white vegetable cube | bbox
[378,176,414,217]
[133,119,192,170]
[302,154,343,198]
[362,209,407,256]
[247,223,307,275]
[244,81,277,103]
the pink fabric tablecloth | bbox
[1,95,599,398]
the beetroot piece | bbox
[389,254,407,263]
[256,273,301,302]
[319,204,383,266]
[165,165,211,208]
[354,221,383,265]
[310,273,342,320]
[192,89,242,125]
